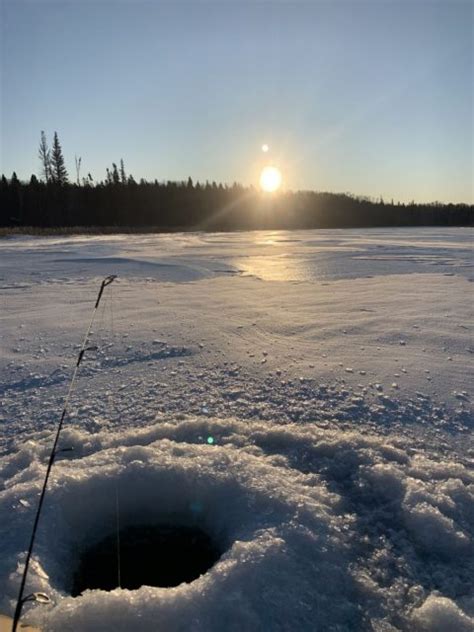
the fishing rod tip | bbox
[103,275,117,286]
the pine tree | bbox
[112,163,120,185]
[50,132,68,185]
[38,131,51,182]
[119,159,126,184]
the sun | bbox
[259,166,282,193]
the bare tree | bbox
[75,155,82,186]
[38,131,51,182]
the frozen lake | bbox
[0,227,473,631]
[1,227,473,285]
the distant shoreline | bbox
[2,177,472,233]
[1,223,473,238]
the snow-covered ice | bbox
[0,228,473,631]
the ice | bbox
[1,228,473,631]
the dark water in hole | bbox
[72,524,222,595]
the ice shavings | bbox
[0,418,472,631]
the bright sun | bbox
[259,166,282,192]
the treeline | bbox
[0,132,472,230]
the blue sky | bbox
[1,0,472,202]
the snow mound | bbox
[1,417,472,631]
[52,257,220,283]
[411,594,474,632]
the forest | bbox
[1,132,472,231]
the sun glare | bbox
[259,166,282,193]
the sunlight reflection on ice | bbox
[235,255,314,282]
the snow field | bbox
[1,228,473,630]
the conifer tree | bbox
[50,132,68,184]
[112,163,120,185]
[119,159,126,184]
[38,131,51,182]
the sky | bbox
[1,0,472,203]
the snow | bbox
[411,595,474,632]
[0,228,473,631]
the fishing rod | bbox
[12,275,117,632]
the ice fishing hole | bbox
[71,524,222,595]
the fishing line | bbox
[106,279,122,590]
[115,483,122,590]
[12,275,117,632]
